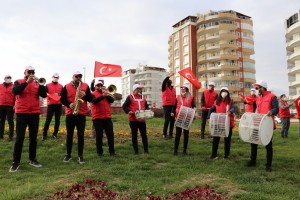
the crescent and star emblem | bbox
[185,72,195,81]
[99,66,114,76]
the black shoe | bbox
[8,137,14,142]
[210,155,218,160]
[110,152,116,157]
[63,155,72,162]
[224,155,229,160]
[173,151,178,156]
[200,135,204,139]
[29,160,42,168]
[163,135,168,140]
[246,160,256,167]
[265,165,272,172]
[97,153,103,158]
[78,156,85,164]
[42,136,47,141]
[52,135,59,139]
[9,163,19,172]
[168,135,173,139]
[183,150,187,155]
[144,151,149,154]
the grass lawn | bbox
[0,113,300,199]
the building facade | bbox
[286,10,300,104]
[121,65,168,108]
[168,10,256,112]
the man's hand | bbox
[129,111,134,115]
[26,75,34,83]
[267,111,272,116]
[70,103,75,110]
[171,113,174,117]
[79,91,85,98]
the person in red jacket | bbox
[161,73,176,139]
[245,80,278,172]
[91,79,115,157]
[122,84,149,154]
[42,73,63,140]
[208,87,235,160]
[0,74,15,141]
[279,94,292,138]
[60,71,92,164]
[242,88,257,113]
[171,84,195,155]
[9,66,47,172]
[200,82,217,139]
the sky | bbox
[0,0,299,96]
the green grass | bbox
[0,114,300,199]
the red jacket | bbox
[0,83,15,106]
[64,82,89,115]
[128,94,147,122]
[279,100,291,118]
[46,82,63,105]
[245,95,256,113]
[162,87,176,106]
[215,100,234,128]
[91,90,112,120]
[203,90,217,109]
[175,94,194,119]
[15,79,40,114]
[256,91,277,129]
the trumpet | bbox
[34,76,46,85]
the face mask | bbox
[52,78,59,82]
[5,79,11,84]
[282,97,287,101]
[221,92,227,98]
[250,91,255,95]
[208,86,213,90]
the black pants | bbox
[65,115,86,157]
[200,110,209,137]
[43,104,62,137]
[129,121,148,153]
[93,118,115,155]
[163,106,175,137]
[250,139,273,167]
[211,127,233,157]
[280,118,290,137]
[13,113,39,164]
[174,127,189,152]
[0,106,14,138]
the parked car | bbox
[274,116,281,124]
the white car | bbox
[274,116,281,124]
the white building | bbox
[286,10,300,102]
[121,65,168,108]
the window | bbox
[183,36,188,44]
[174,40,179,48]
[183,45,189,54]
[174,49,179,57]
[175,76,180,85]
[183,27,189,35]
[175,59,180,67]
[184,55,189,64]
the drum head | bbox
[259,115,273,145]
[239,113,254,142]
[210,113,229,137]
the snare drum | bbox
[209,113,230,137]
[239,113,273,146]
[175,105,195,130]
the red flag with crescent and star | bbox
[178,67,201,89]
[94,61,122,77]
[294,96,300,118]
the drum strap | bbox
[131,94,144,110]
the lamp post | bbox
[83,67,86,82]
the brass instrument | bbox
[34,76,46,85]
[73,81,84,115]
[105,84,117,98]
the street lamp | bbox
[83,67,86,82]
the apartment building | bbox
[168,10,256,111]
[286,10,300,104]
[121,65,168,108]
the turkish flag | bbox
[294,96,300,118]
[94,61,122,77]
[178,67,201,89]
[47,93,61,102]
[239,94,256,103]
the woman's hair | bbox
[216,90,231,106]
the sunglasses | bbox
[5,77,11,79]
[96,84,103,87]
[27,70,35,75]
[74,74,82,78]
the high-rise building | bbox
[121,65,168,108]
[286,10,300,103]
[168,10,256,111]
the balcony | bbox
[287,51,300,62]
[219,23,237,30]
[286,21,300,37]
[288,65,300,74]
[286,36,300,51]
[205,35,220,43]
[242,48,255,55]
[220,42,238,49]
[220,53,239,60]
[289,80,300,87]
[219,33,238,40]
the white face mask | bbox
[5,79,11,84]
[52,78,59,82]
[221,92,227,98]
[282,97,287,101]
[208,86,213,90]
[250,91,255,95]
